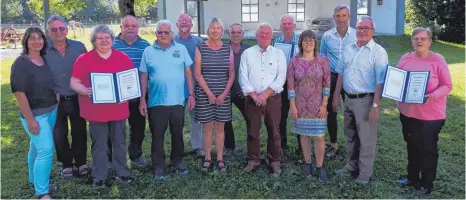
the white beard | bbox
[181,27,189,33]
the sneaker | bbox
[398,175,420,189]
[416,187,432,195]
[318,167,329,182]
[335,168,354,176]
[326,147,339,157]
[176,161,188,175]
[270,162,282,175]
[223,149,234,157]
[303,163,314,179]
[355,175,370,184]
[194,148,206,157]
[92,180,111,188]
[130,157,147,168]
[115,176,134,184]
[243,161,260,173]
[154,170,167,181]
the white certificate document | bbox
[274,43,292,65]
[116,68,141,101]
[405,71,429,103]
[293,44,299,57]
[382,66,407,101]
[90,73,117,104]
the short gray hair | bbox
[229,23,244,33]
[412,27,433,39]
[334,4,350,14]
[47,15,67,28]
[256,22,273,33]
[90,25,115,48]
[206,17,224,37]
[280,14,296,24]
[156,20,174,32]
[358,16,376,30]
[121,15,138,26]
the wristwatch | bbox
[372,103,379,108]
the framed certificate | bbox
[90,68,142,104]
[382,66,430,104]
[274,43,294,65]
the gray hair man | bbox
[174,13,205,157]
[320,4,357,158]
[43,14,89,178]
[275,14,301,155]
[108,15,151,168]
[239,22,287,175]
[223,23,250,157]
[333,16,388,184]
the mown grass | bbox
[1,35,464,199]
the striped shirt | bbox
[113,34,150,68]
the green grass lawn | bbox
[1,35,465,199]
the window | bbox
[186,0,199,33]
[288,0,305,22]
[357,0,369,19]
[242,0,259,23]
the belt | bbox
[60,95,77,100]
[344,91,374,99]
[331,72,339,76]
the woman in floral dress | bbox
[287,30,330,181]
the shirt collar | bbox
[175,34,192,41]
[332,27,353,37]
[48,38,71,50]
[352,39,376,51]
[256,45,271,53]
[153,40,176,50]
[115,33,142,45]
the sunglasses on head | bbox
[50,27,66,33]
[156,31,171,35]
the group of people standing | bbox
[10,4,452,199]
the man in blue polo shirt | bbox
[174,13,205,157]
[112,15,151,168]
[139,20,195,181]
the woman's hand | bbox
[290,105,299,120]
[207,92,217,104]
[26,118,40,135]
[215,93,227,105]
[318,105,328,119]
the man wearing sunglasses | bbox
[174,13,205,158]
[44,15,89,178]
[110,15,151,168]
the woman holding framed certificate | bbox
[287,30,331,181]
[396,27,453,195]
[70,25,135,188]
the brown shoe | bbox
[270,162,282,174]
[243,161,260,173]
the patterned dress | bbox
[287,55,331,136]
[195,42,232,123]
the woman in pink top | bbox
[396,27,452,195]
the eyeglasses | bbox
[178,19,192,23]
[230,31,242,35]
[356,26,373,32]
[411,37,430,42]
[123,24,138,29]
[302,39,315,43]
[96,36,112,41]
[156,31,171,35]
[50,27,66,33]
[28,37,44,41]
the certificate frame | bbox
[116,68,142,102]
[90,68,142,104]
[382,66,430,104]
[274,43,292,64]
[90,73,117,104]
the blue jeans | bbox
[20,107,57,196]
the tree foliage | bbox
[135,0,158,17]
[406,0,465,44]
[26,0,86,19]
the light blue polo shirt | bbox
[139,41,193,107]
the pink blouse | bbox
[397,52,452,120]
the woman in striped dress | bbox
[194,17,234,173]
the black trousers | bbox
[148,105,185,173]
[280,84,301,150]
[326,72,345,144]
[400,113,445,190]
[224,94,248,150]
[108,97,147,161]
[53,95,87,168]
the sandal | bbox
[60,168,73,178]
[201,160,213,172]
[78,165,91,177]
[37,193,50,199]
[217,160,227,174]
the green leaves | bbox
[27,0,86,19]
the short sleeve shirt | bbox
[10,55,58,111]
[71,49,133,122]
[139,41,193,107]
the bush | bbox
[406,0,465,44]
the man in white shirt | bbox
[239,22,287,176]
[320,5,357,157]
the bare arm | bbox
[222,52,235,96]
[13,92,34,121]
[70,77,91,96]
[140,73,148,100]
[194,48,214,97]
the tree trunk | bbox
[118,0,136,17]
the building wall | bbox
[370,0,397,35]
